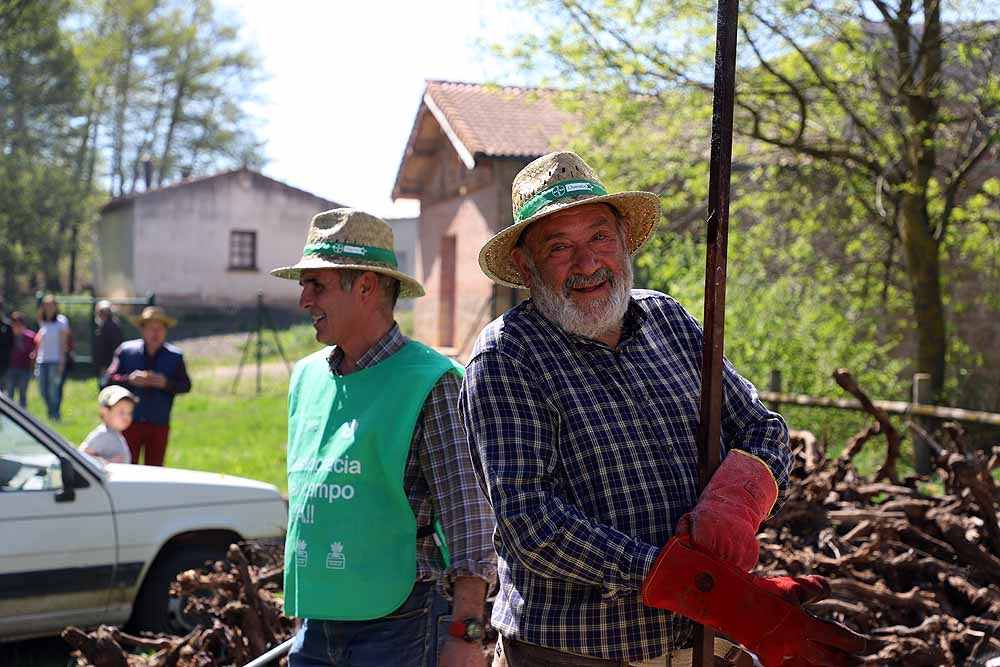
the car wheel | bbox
[128,544,227,635]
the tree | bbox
[73,0,265,198]
[0,0,266,298]
[0,0,83,296]
[499,0,999,400]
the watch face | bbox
[465,620,485,640]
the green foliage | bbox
[0,0,265,300]
[494,0,1000,410]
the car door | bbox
[0,399,117,640]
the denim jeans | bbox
[36,362,64,420]
[288,581,451,667]
[2,368,31,408]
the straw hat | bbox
[271,208,424,298]
[130,306,176,328]
[479,151,662,288]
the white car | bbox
[0,393,288,641]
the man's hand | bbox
[128,370,167,388]
[128,370,150,387]
[444,576,489,667]
[642,537,867,667]
[675,450,778,571]
[439,636,486,667]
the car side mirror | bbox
[54,456,88,502]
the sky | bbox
[217,0,522,219]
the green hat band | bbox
[303,241,398,268]
[515,179,608,223]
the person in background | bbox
[3,312,35,408]
[0,301,12,391]
[35,294,71,421]
[104,306,191,466]
[93,299,123,388]
[79,385,137,464]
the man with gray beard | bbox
[460,152,863,667]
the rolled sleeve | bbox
[417,371,497,587]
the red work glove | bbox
[642,536,867,667]
[676,449,778,571]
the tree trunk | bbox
[898,194,946,399]
[157,68,188,187]
[111,32,136,198]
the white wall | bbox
[125,171,338,308]
[388,217,418,310]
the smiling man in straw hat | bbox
[271,208,496,667]
[460,152,866,667]
[105,305,191,466]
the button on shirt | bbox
[327,324,497,588]
[459,290,791,662]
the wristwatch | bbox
[447,617,485,643]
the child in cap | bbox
[79,385,138,464]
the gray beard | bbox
[526,257,633,341]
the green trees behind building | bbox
[497,0,999,414]
[0,0,264,298]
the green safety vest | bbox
[283,341,463,620]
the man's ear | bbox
[510,247,533,288]
[356,271,380,301]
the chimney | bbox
[180,166,192,181]
[142,156,153,190]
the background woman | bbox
[35,294,70,421]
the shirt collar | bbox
[327,322,407,375]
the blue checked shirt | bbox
[459,290,791,662]
[327,324,497,589]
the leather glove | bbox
[642,536,868,667]
[676,449,778,571]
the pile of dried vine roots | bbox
[63,371,999,667]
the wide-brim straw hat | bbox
[130,306,176,328]
[479,151,662,288]
[271,208,425,299]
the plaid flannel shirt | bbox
[459,290,791,662]
[327,324,496,588]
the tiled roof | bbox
[392,80,578,199]
[100,168,343,214]
[424,80,575,160]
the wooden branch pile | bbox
[62,368,999,666]
[63,542,292,667]
[759,370,1000,666]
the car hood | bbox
[102,463,284,509]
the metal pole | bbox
[912,373,933,474]
[694,0,740,664]
[242,637,294,667]
[256,292,263,395]
[768,369,783,414]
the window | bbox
[229,230,257,270]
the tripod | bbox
[232,292,291,394]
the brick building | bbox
[392,80,576,358]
